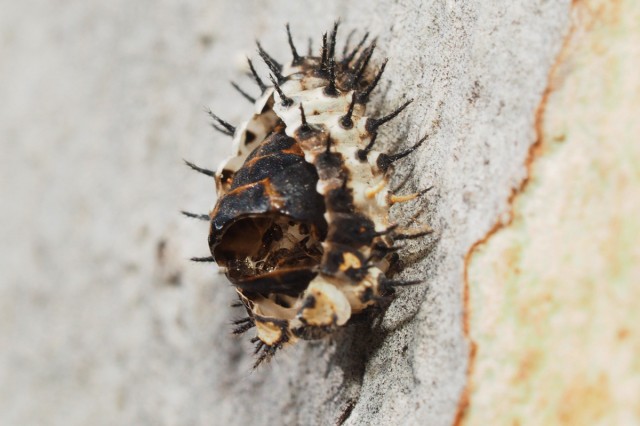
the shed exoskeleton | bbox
[184,22,432,367]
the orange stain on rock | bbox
[557,375,612,425]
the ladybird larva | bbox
[185,22,431,367]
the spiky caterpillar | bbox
[185,23,431,367]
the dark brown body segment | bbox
[209,131,326,295]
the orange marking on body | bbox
[365,180,386,199]
[389,192,419,204]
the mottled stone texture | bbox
[464,1,640,424]
[0,1,572,425]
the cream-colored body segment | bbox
[269,73,391,333]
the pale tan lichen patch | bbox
[462,0,640,424]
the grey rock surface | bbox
[0,1,569,425]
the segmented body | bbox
[187,23,430,367]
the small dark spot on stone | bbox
[123,262,139,273]
[468,80,481,104]
[156,239,166,264]
[166,272,182,286]
[199,33,214,47]
[553,133,567,143]
[462,191,474,205]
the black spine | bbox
[299,103,310,131]
[381,277,423,287]
[247,57,266,92]
[286,23,301,63]
[376,133,429,171]
[180,211,210,221]
[206,108,236,136]
[340,94,357,129]
[269,75,294,107]
[257,42,283,81]
[365,99,413,133]
[358,59,388,103]
[328,20,340,61]
[393,229,434,240]
[324,58,338,96]
[230,81,257,103]
[183,160,215,178]
[342,29,356,58]
[343,32,369,66]
[320,32,328,71]
[190,256,215,262]
[353,40,377,84]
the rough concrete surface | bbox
[0,1,571,425]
